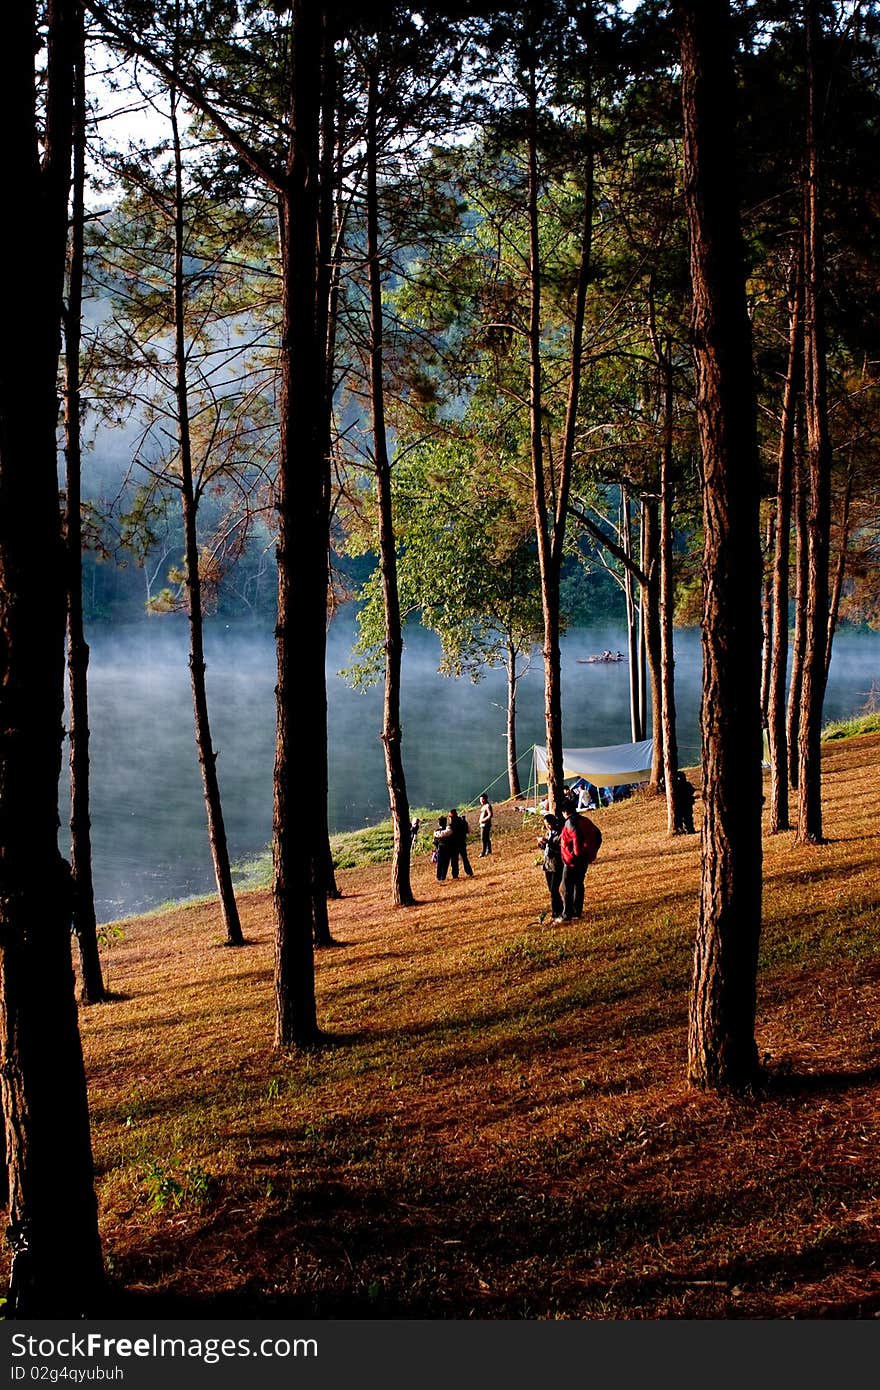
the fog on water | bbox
[61,615,880,921]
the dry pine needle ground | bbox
[29,735,880,1317]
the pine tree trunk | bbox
[506,642,522,798]
[316,12,342,920]
[767,264,801,833]
[274,0,325,1046]
[366,66,414,909]
[678,0,764,1090]
[622,492,642,741]
[65,19,107,1002]
[787,435,808,789]
[659,354,682,832]
[760,513,775,721]
[170,91,244,948]
[525,62,564,815]
[641,498,664,787]
[824,466,852,686]
[796,0,833,845]
[0,0,104,1314]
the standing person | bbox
[558,808,602,922]
[410,816,421,850]
[538,813,563,919]
[675,772,697,834]
[448,808,474,879]
[433,816,453,881]
[478,794,493,857]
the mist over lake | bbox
[62,615,880,921]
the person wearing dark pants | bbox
[448,808,474,878]
[478,794,493,856]
[538,814,563,919]
[560,858,587,921]
[557,809,602,922]
[433,816,453,881]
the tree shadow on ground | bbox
[763,1065,880,1097]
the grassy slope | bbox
[63,735,880,1316]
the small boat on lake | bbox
[577,651,627,664]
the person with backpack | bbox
[448,808,474,879]
[557,808,602,922]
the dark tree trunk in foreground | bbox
[678,0,764,1090]
[65,15,107,1002]
[274,0,325,1045]
[0,0,104,1314]
[796,0,833,845]
[366,66,414,908]
[170,89,244,949]
[768,264,802,834]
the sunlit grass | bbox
[59,734,880,1318]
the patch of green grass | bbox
[235,806,450,883]
[821,711,880,741]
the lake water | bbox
[61,616,880,920]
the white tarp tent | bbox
[533,739,654,788]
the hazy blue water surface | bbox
[63,616,880,920]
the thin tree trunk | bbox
[317,12,341,915]
[658,350,682,832]
[366,65,414,908]
[760,512,775,721]
[526,29,594,817]
[506,641,522,798]
[768,263,802,833]
[787,430,808,788]
[796,0,833,845]
[678,0,764,1091]
[274,0,324,1046]
[170,88,244,948]
[526,59,564,815]
[65,15,107,1001]
[0,0,104,1314]
[641,498,664,787]
[622,491,642,741]
[824,465,852,686]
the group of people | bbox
[429,794,494,881]
[423,772,695,912]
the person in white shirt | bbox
[478,794,493,857]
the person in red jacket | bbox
[557,809,602,922]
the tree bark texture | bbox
[767,266,802,833]
[796,0,833,845]
[658,353,682,832]
[824,465,852,687]
[366,66,415,908]
[678,0,764,1090]
[622,492,642,742]
[506,643,522,798]
[273,0,325,1044]
[170,89,244,949]
[526,43,594,817]
[65,15,107,1002]
[787,434,808,789]
[641,498,664,788]
[0,0,105,1314]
